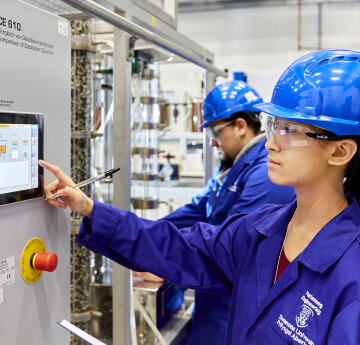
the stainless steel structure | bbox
[59,0,227,78]
[0,0,71,344]
[133,280,191,345]
[56,1,220,344]
[112,26,133,345]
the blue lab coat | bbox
[163,139,295,227]
[161,139,295,345]
[77,194,360,345]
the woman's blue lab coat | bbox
[77,194,360,345]
[161,139,295,345]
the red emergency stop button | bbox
[30,252,58,272]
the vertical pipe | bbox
[298,0,302,50]
[203,70,216,185]
[318,3,322,50]
[112,24,132,345]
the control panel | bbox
[0,1,71,344]
[0,112,44,205]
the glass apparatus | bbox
[131,66,162,220]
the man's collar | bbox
[216,134,267,185]
[232,133,266,166]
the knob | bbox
[30,252,58,272]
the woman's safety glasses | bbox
[207,121,235,142]
[265,116,341,148]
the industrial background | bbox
[1,0,360,344]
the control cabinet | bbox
[0,1,71,344]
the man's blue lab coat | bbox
[78,194,360,345]
[161,139,295,345]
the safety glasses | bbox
[207,121,235,141]
[265,116,341,148]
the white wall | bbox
[160,2,360,103]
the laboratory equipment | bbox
[131,63,162,219]
[0,112,44,205]
[0,1,71,344]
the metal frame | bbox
[60,0,227,77]
[178,0,360,13]
[57,1,225,344]
[111,26,133,345]
[131,0,178,29]
[203,71,216,184]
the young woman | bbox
[42,49,360,344]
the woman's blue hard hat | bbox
[200,80,263,129]
[255,49,360,136]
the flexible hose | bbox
[98,101,113,134]
[131,75,143,134]
[158,104,192,139]
[133,292,168,345]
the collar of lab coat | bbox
[252,194,360,273]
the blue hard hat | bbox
[255,49,360,136]
[200,80,263,129]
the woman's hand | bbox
[39,160,94,218]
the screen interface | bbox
[0,112,44,205]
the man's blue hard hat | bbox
[200,80,263,129]
[255,49,360,136]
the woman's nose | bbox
[265,134,280,151]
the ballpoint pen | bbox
[45,167,120,201]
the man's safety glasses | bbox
[207,121,235,141]
[265,116,341,148]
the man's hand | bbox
[132,271,165,283]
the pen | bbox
[45,167,120,201]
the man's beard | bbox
[218,151,234,170]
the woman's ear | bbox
[328,139,358,166]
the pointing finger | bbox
[39,160,74,186]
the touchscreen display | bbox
[0,112,44,205]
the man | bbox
[157,80,295,345]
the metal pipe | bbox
[298,0,301,50]
[179,0,360,13]
[203,70,215,185]
[318,3,322,50]
[59,0,227,78]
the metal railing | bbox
[60,0,228,77]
